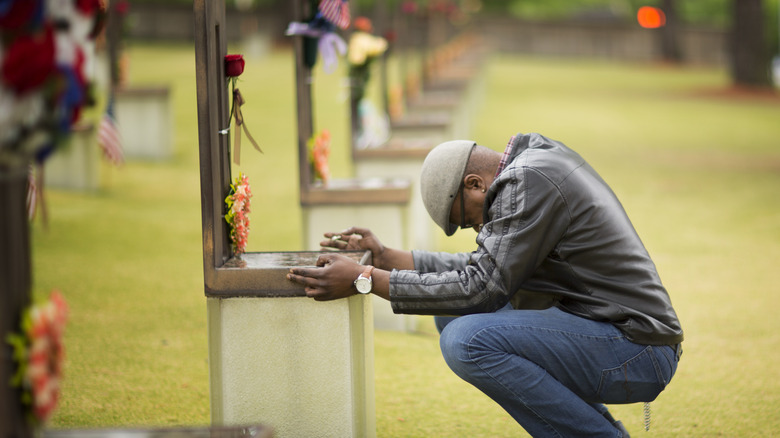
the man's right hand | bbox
[319,226,414,271]
[321,226,384,257]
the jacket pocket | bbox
[597,346,669,404]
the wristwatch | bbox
[354,265,375,294]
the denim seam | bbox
[649,346,665,390]
[656,345,675,386]
[467,324,625,343]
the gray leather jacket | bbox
[389,133,683,346]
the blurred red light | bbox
[637,6,666,29]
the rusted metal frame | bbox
[301,185,411,205]
[204,251,370,298]
[292,0,314,201]
[0,169,33,438]
[105,0,122,89]
[194,0,378,298]
[194,0,233,294]
[292,0,411,206]
[375,0,390,121]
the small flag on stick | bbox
[27,165,37,220]
[26,164,47,225]
[98,93,124,165]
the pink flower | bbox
[25,290,68,423]
[226,173,252,255]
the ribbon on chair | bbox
[230,88,262,165]
[285,22,346,74]
[319,32,347,73]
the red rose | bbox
[224,54,245,78]
[1,25,56,95]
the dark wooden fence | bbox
[475,15,727,65]
[125,3,728,66]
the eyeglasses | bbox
[458,182,485,232]
[456,144,478,231]
[459,183,470,229]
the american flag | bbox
[98,94,124,165]
[318,0,350,30]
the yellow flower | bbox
[347,32,388,65]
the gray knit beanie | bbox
[420,140,476,236]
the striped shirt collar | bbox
[495,135,515,177]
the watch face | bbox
[355,277,371,294]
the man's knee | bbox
[439,315,481,378]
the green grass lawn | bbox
[33,42,780,436]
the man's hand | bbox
[287,253,364,301]
[319,226,387,267]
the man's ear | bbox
[464,174,484,191]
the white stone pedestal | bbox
[302,203,407,251]
[352,151,435,253]
[301,179,417,333]
[208,295,375,438]
[44,122,99,191]
[114,86,173,160]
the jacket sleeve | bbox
[412,250,470,273]
[389,163,571,315]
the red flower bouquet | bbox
[0,0,105,168]
[225,173,252,257]
[1,25,56,96]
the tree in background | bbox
[659,0,683,63]
[730,0,773,87]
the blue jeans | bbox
[436,307,679,437]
